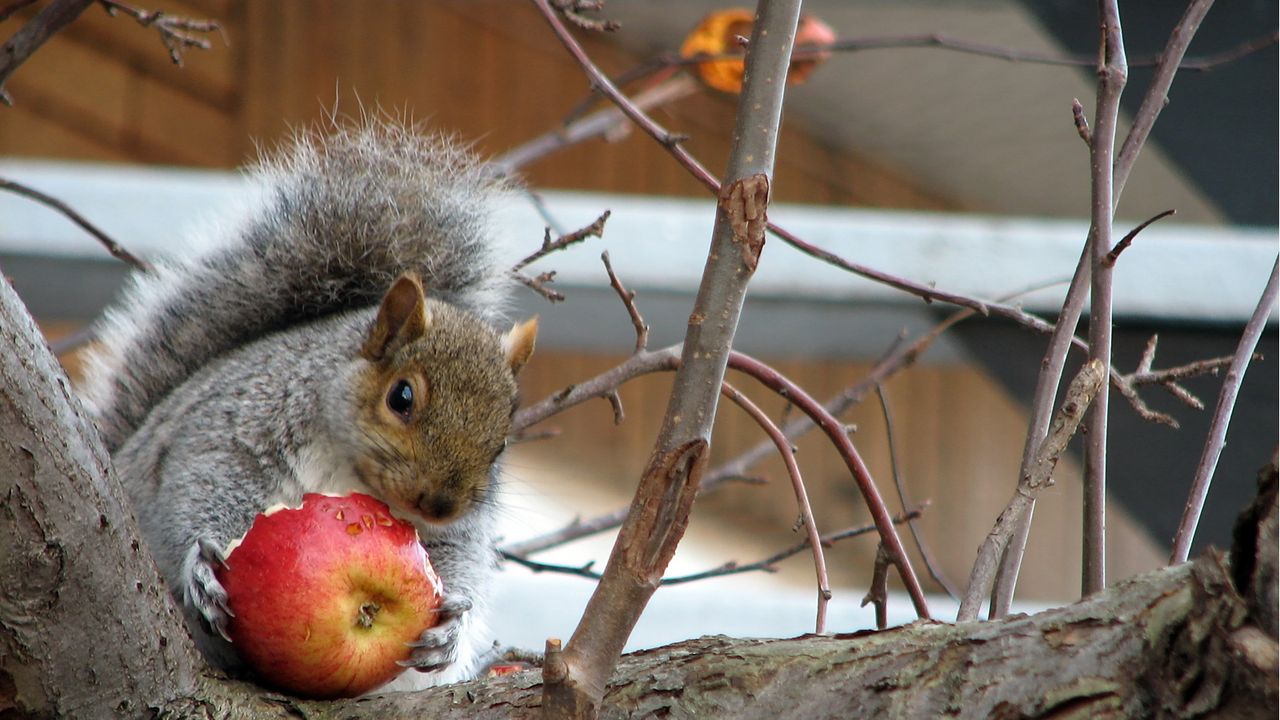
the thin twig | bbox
[720,381,830,632]
[601,251,649,353]
[514,269,565,303]
[512,210,611,272]
[1170,257,1278,563]
[860,544,891,630]
[672,30,1276,74]
[1137,334,1159,374]
[508,281,1063,557]
[503,509,922,587]
[605,391,625,425]
[0,177,152,271]
[728,352,930,620]
[958,360,1107,621]
[490,75,700,177]
[97,0,222,67]
[1129,353,1252,388]
[1105,208,1175,267]
[509,427,563,445]
[875,384,959,600]
[48,324,97,356]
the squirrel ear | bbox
[501,317,538,376]
[362,273,432,362]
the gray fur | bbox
[83,123,515,691]
[83,122,512,453]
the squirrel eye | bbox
[386,379,414,419]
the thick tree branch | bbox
[534,0,802,715]
[0,0,94,105]
[0,272,206,716]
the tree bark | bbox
[2,271,1276,718]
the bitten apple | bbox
[215,492,442,698]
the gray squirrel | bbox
[81,121,538,692]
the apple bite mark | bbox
[215,492,444,699]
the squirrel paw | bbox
[182,537,235,642]
[399,595,472,673]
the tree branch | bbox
[0,177,152,271]
[534,0,802,714]
[0,0,95,105]
[719,381,830,631]
[959,360,1107,621]
[991,0,1217,617]
[1170,257,1279,563]
[1082,0,1128,598]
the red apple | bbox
[215,492,442,698]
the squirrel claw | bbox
[399,592,469,672]
[435,596,472,619]
[183,538,235,642]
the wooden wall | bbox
[1,0,953,209]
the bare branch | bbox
[1170,257,1278,563]
[97,0,222,67]
[0,177,152,271]
[1114,0,1216,200]
[876,384,959,600]
[995,0,1217,610]
[959,360,1107,621]
[536,0,801,712]
[514,269,565,303]
[720,381,829,632]
[673,30,1276,75]
[1137,334,1159,374]
[728,352,930,620]
[601,251,649,353]
[490,75,700,177]
[1105,208,1175,267]
[513,210,611,272]
[605,390,625,425]
[1128,353,1247,388]
[0,0,95,105]
[860,544,892,631]
[503,509,922,588]
[509,281,1060,558]
[1082,0,1128,599]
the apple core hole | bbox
[357,601,381,629]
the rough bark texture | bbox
[2,270,1276,718]
[0,274,206,719]
[151,539,1273,719]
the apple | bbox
[215,492,442,698]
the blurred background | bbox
[1,0,1275,645]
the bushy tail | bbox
[82,121,513,451]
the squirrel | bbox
[80,120,538,692]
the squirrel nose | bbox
[416,492,459,521]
